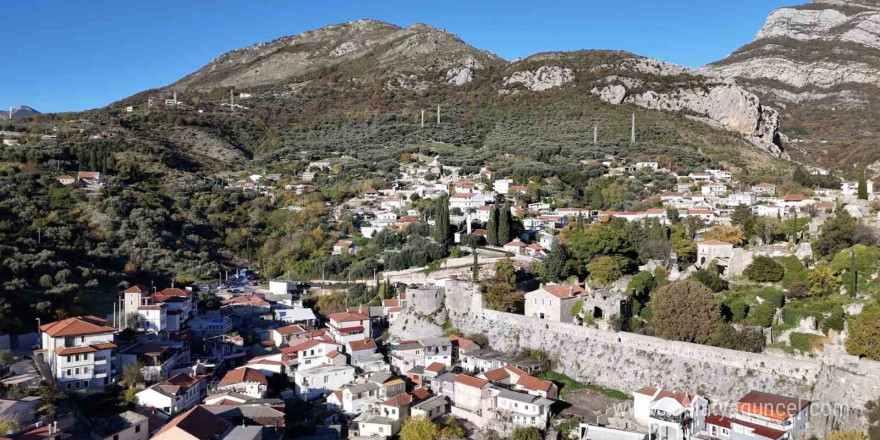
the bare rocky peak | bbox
[754,2,880,50]
[170,19,502,91]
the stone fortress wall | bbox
[391,280,880,435]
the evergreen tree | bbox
[472,252,479,281]
[543,242,571,282]
[487,204,499,246]
[498,201,512,245]
[858,169,869,200]
[585,185,604,210]
[433,196,450,246]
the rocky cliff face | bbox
[588,58,785,158]
[704,0,880,167]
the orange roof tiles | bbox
[382,393,413,407]
[454,374,489,389]
[219,368,267,387]
[737,391,809,421]
[425,362,446,373]
[348,339,377,351]
[327,312,369,323]
[39,316,115,338]
[542,284,588,299]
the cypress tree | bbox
[487,204,498,246]
[858,169,869,200]
[498,201,512,245]
[433,196,450,246]
[544,242,571,282]
[472,252,479,281]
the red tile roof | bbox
[425,362,446,373]
[781,195,808,202]
[732,418,786,439]
[541,284,588,299]
[348,339,377,351]
[482,368,510,382]
[328,312,369,323]
[382,393,413,407]
[737,391,809,421]
[699,240,733,246]
[412,388,432,401]
[449,334,477,350]
[454,374,489,389]
[39,316,115,337]
[275,324,309,336]
[152,406,231,440]
[516,373,554,393]
[218,367,267,387]
[123,285,149,294]
[55,346,97,355]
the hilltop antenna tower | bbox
[436,104,440,125]
[630,113,635,146]
[8,107,11,120]
[421,109,425,128]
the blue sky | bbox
[1,0,793,113]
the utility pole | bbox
[630,113,635,146]
[421,109,425,128]
[593,126,598,146]
[436,104,440,125]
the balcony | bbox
[94,358,107,366]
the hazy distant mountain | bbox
[0,105,40,120]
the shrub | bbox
[753,287,785,308]
[821,312,845,333]
[790,332,824,352]
[785,282,811,299]
[745,302,777,327]
[777,256,807,289]
[711,325,765,353]
[744,256,785,282]
[781,308,805,327]
[587,256,623,287]
[689,269,728,292]
[846,305,880,360]
[723,299,749,322]
[652,281,723,344]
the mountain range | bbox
[705,0,880,169]
[0,105,40,120]
[9,0,880,174]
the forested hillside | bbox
[0,20,792,333]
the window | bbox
[75,368,80,374]
[113,435,118,440]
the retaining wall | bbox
[394,280,880,435]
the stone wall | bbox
[391,280,880,435]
